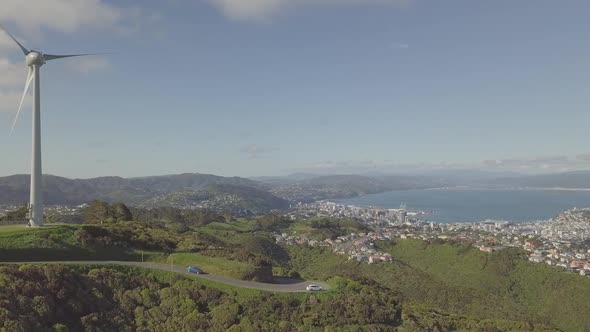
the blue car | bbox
[187,266,203,274]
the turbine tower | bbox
[1,25,94,227]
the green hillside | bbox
[285,239,590,332]
[0,264,553,331]
[0,173,282,210]
[0,217,588,331]
[288,217,370,240]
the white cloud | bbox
[0,58,26,88]
[0,1,162,113]
[0,56,28,114]
[208,0,412,21]
[0,0,122,35]
[0,91,30,114]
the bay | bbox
[335,188,590,223]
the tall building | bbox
[399,210,407,224]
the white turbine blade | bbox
[0,24,29,55]
[44,53,100,61]
[10,68,34,135]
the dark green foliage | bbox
[132,206,225,229]
[112,203,133,221]
[0,216,587,331]
[254,214,293,232]
[234,233,290,266]
[0,205,27,223]
[290,217,371,240]
[0,264,404,331]
[0,223,184,262]
[83,200,132,224]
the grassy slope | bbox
[0,221,275,282]
[1,220,587,330]
[383,239,590,331]
[180,219,590,330]
[0,224,128,261]
[0,225,31,233]
[283,239,590,331]
[160,253,254,280]
[287,217,370,240]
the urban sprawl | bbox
[276,202,590,277]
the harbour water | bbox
[335,188,590,223]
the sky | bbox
[1,0,590,178]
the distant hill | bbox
[0,173,281,212]
[485,171,590,189]
[0,172,445,210]
[138,183,289,214]
[268,174,447,202]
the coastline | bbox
[332,188,590,224]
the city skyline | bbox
[1,0,590,178]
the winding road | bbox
[0,261,330,293]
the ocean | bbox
[334,188,590,223]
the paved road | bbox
[0,261,330,293]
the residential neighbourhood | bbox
[280,201,590,277]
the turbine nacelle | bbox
[26,51,45,67]
[0,24,98,135]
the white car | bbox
[306,284,323,291]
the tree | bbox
[112,203,132,221]
[0,205,28,223]
[83,200,111,224]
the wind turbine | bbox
[1,25,94,227]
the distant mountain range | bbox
[2,170,588,213]
[257,174,448,202]
[0,173,446,211]
[0,173,272,210]
[483,170,590,189]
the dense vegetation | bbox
[0,264,552,332]
[288,217,370,240]
[0,213,274,282]
[0,205,27,224]
[0,211,588,331]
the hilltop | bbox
[0,173,444,212]
[0,173,284,214]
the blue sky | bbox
[1,0,590,178]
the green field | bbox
[0,223,70,234]
[0,224,29,233]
